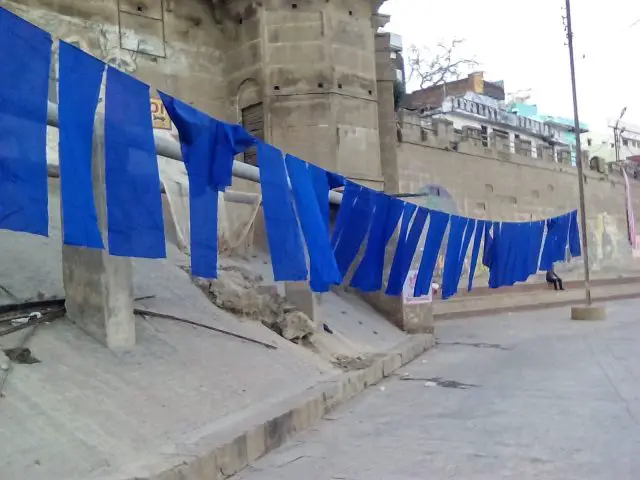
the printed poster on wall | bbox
[403,269,432,305]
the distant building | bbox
[583,122,640,172]
[405,73,573,159]
[406,72,505,111]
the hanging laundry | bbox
[257,143,308,282]
[0,8,51,236]
[528,220,545,275]
[414,211,450,297]
[308,163,345,232]
[159,92,255,278]
[386,204,429,296]
[487,222,502,288]
[467,220,486,292]
[104,68,166,258]
[441,216,469,300]
[568,209,581,257]
[333,183,375,278]
[453,218,477,294]
[58,42,105,249]
[351,193,404,292]
[539,213,570,271]
[285,155,341,292]
[331,181,360,249]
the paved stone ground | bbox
[237,300,640,480]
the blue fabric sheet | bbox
[454,218,476,292]
[331,181,360,249]
[333,185,375,278]
[159,92,255,278]
[467,220,486,292]
[529,220,545,275]
[308,164,345,231]
[487,222,502,288]
[0,8,51,236]
[104,67,166,258]
[441,216,469,300]
[58,42,104,249]
[351,193,404,292]
[258,143,308,282]
[487,221,539,289]
[414,211,450,297]
[568,210,581,258]
[285,155,341,292]
[539,213,571,271]
[386,204,430,296]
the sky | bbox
[380,0,640,136]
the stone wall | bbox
[392,110,640,280]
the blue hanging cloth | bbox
[104,67,166,258]
[414,211,450,297]
[454,218,476,290]
[331,181,360,248]
[529,220,545,275]
[568,210,581,257]
[539,213,570,271]
[308,164,345,231]
[159,92,255,278]
[482,222,495,269]
[0,8,51,236]
[467,220,486,292]
[488,222,502,288]
[333,184,375,278]
[285,154,341,292]
[441,216,469,300]
[351,193,404,292]
[58,42,105,249]
[386,204,429,296]
[258,143,308,282]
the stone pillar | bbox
[61,118,135,350]
[284,282,321,331]
[375,31,400,194]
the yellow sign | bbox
[151,97,171,130]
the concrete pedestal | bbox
[571,305,606,321]
[285,281,321,331]
[61,119,135,350]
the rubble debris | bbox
[3,347,40,364]
[332,354,377,372]
[186,264,317,343]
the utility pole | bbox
[564,0,592,306]
[614,107,627,164]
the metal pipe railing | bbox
[46,101,343,205]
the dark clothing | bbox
[546,270,564,291]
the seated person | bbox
[546,265,564,291]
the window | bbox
[395,69,403,82]
[390,51,397,59]
[587,138,592,147]
[623,139,629,147]
[481,125,488,147]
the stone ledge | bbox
[115,334,434,480]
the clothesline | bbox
[0,7,581,302]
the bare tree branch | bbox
[407,39,479,89]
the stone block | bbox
[571,305,606,321]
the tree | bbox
[406,39,479,90]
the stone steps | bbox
[433,277,640,319]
